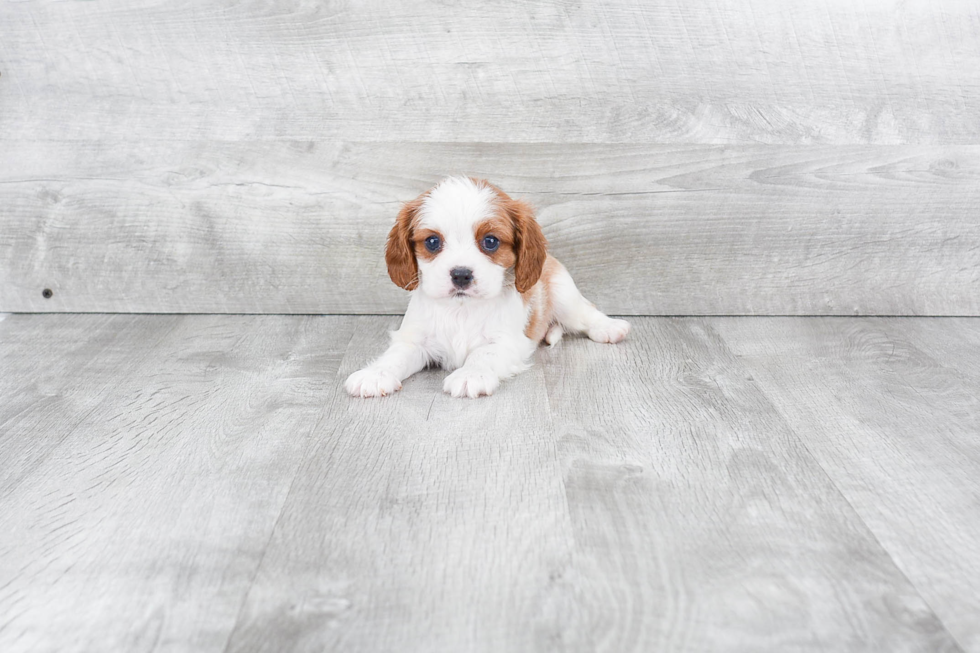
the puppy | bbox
[345,177,630,398]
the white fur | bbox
[415,177,506,302]
[345,177,629,399]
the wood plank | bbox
[869,318,980,384]
[712,317,980,651]
[536,319,960,651]
[1,0,978,143]
[2,315,975,649]
[224,317,576,652]
[2,141,978,315]
[226,318,960,651]
[0,315,356,652]
[0,314,180,496]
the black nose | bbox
[450,267,474,289]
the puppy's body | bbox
[345,177,629,398]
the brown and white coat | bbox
[346,177,629,399]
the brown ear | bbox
[385,198,422,290]
[508,199,548,293]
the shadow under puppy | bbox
[346,176,630,398]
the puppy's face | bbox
[385,177,547,300]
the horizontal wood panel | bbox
[1,0,978,143]
[2,141,978,315]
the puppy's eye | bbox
[481,235,500,253]
[424,235,442,252]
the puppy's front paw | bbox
[443,367,500,399]
[588,317,631,344]
[345,368,402,398]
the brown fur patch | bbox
[522,255,562,342]
[474,179,549,293]
[385,197,424,290]
[506,199,547,293]
[413,228,443,262]
[474,216,516,268]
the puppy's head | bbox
[385,177,547,300]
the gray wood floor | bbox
[1,315,978,652]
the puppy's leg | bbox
[549,260,630,344]
[544,323,564,346]
[345,341,429,398]
[443,340,535,398]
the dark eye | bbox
[424,235,442,252]
[481,235,500,253]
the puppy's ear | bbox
[507,199,548,293]
[385,198,422,290]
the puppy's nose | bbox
[450,267,474,289]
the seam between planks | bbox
[219,318,360,653]
[6,313,980,319]
[708,319,970,653]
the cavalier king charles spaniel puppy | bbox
[345,176,630,398]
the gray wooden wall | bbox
[1,0,978,315]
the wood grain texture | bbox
[0,314,355,652]
[713,317,980,651]
[3,315,978,650]
[0,314,181,496]
[2,141,978,315]
[1,0,979,143]
[3,0,979,315]
[224,317,575,652]
[224,317,960,652]
[537,319,958,652]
